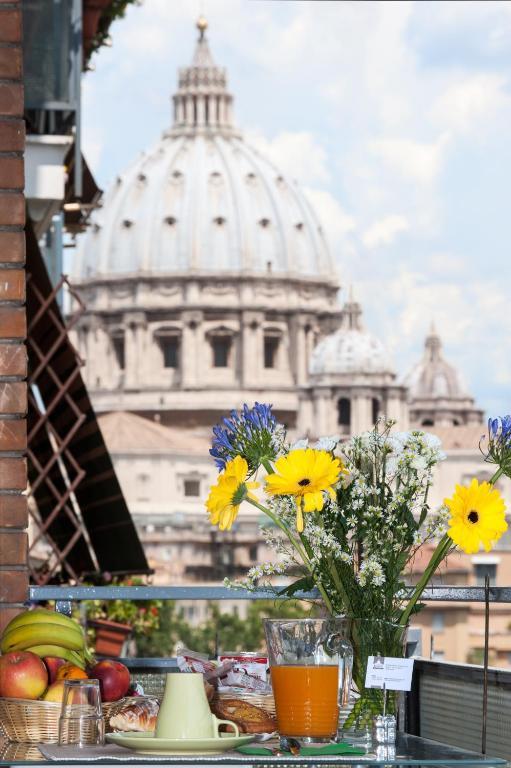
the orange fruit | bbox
[56,663,88,681]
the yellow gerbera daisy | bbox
[265,448,345,532]
[206,456,259,531]
[445,478,507,554]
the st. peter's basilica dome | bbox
[74,18,333,282]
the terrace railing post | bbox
[481,575,490,755]
[0,0,29,634]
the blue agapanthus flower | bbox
[210,402,280,474]
[481,415,511,478]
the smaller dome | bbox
[405,327,469,400]
[310,300,393,376]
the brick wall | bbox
[0,0,28,633]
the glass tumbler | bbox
[58,679,105,747]
[264,618,352,744]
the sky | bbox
[80,0,511,418]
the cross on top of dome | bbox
[196,15,208,39]
[191,16,215,67]
[172,18,236,135]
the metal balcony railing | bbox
[26,584,511,761]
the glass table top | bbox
[0,734,507,766]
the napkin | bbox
[236,741,365,756]
[38,744,177,762]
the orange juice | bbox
[270,665,339,738]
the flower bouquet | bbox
[206,404,510,730]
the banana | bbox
[1,622,85,654]
[2,608,84,638]
[24,645,86,669]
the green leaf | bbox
[277,576,315,598]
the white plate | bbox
[106,731,254,755]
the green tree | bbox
[135,599,316,657]
[134,602,199,657]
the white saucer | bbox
[106,731,254,755]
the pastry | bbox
[204,679,215,702]
[212,698,276,734]
[108,697,160,732]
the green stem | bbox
[326,555,353,616]
[400,468,501,627]
[400,534,452,627]
[313,512,352,616]
[246,496,335,615]
[490,467,504,485]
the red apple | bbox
[0,651,48,699]
[43,656,67,684]
[89,660,130,702]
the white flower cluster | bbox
[224,559,290,592]
[383,430,445,481]
[267,495,297,526]
[303,519,352,567]
[425,505,450,538]
[271,424,288,457]
[357,557,386,587]
[289,435,340,453]
[260,527,292,556]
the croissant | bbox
[108,697,160,732]
[212,698,277,734]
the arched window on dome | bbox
[337,398,351,434]
[155,328,181,370]
[372,398,380,425]
[206,327,236,370]
[264,336,279,369]
[213,338,230,367]
[263,328,282,369]
[111,329,125,371]
[421,418,434,427]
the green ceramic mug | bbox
[155,673,239,740]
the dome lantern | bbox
[171,17,236,135]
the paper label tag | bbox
[365,656,414,691]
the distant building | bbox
[72,19,511,659]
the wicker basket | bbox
[217,690,275,715]
[0,697,123,744]
[0,740,43,761]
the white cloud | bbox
[362,215,409,249]
[247,130,331,186]
[78,0,511,414]
[359,268,511,409]
[304,186,356,240]
[428,252,466,276]
[431,74,510,134]
[369,134,450,184]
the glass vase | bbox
[340,618,408,745]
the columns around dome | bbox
[298,383,409,438]
[72,274,342,424]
